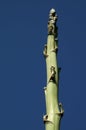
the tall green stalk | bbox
[43,9,64,130]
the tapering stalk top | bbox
[47,8,58,39]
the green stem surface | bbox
[44,35,62,130]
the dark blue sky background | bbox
[0,0,86,130]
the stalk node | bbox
[50,46,58,53]
[43,44,49,58]
[43,114,53,124]
[56,103,64,117]
[48,66,56,83]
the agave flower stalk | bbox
[43,8,64,130]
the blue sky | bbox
[0,0,86,130]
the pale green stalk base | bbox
[44,82,61,130]
[43,35,62,130]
